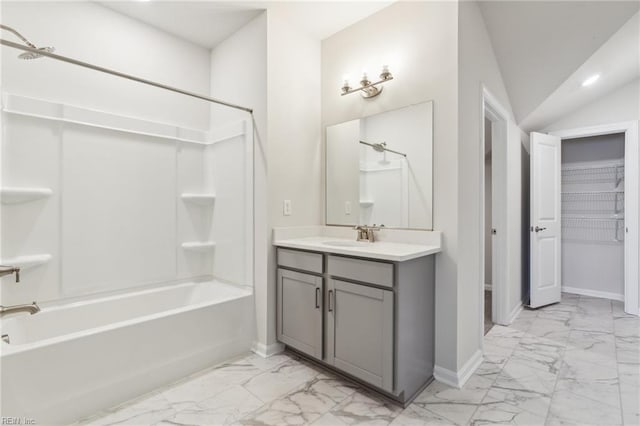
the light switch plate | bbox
[345,201,351,215]
[283,199,292,216]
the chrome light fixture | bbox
[341,65,393,98]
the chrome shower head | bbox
[18,46,55,60]
[372,142,387,152]
[0,24,55,60]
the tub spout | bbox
[0,265,20,283]
[0,302,39,316]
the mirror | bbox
[326,101,433,230]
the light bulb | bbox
[581,74,600,87]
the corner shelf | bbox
[180,193,216,206]
[360,200,374,208]
[181,241,216,252]
[1,254,52,270]
[1,187,53,204]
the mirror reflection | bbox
[326,101,433,229]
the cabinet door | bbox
[277,268,323,359]
[326,279,393,392]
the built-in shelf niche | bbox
[0,254,52,270]
[1,187,52,204]
[181,241,216,252]
[180,193,216,206]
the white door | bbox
[530,132,562,308]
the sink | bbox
[321,240,371,248]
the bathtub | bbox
[0,280,254,425]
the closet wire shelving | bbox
[561,162,625,244]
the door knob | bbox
[534,226,547,232]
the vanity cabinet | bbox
[326,278,394,391]
[276,256,323,360]
[276,246,436,405]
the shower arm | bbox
[0,24,37,48]
[0,36,253,114]
[359,140,407,158]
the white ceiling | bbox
[520,11,640,132]
[99,2,264,49]
[99,1,394,49]
[479,1,640,124]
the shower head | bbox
[0,24,55,60]
[18,46,55,60]
[372,142,387,152]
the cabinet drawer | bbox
[328,255,394,288]
[277,248,323,274]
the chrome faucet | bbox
[0,265,20,283]
[354,225,382,242]
[0,302,40,316]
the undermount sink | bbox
[321,240,371,248]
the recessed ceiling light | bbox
[582,74,600,87]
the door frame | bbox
[550,121,639,315]
[480,87,509,343]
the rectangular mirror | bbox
[326,101,433,230]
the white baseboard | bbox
[484,284,492,291]
[562,286,624,302]
[506,303,523,324]
[433,349,482,389]
[251,341,285,358]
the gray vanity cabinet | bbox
[276,246,435,405]
[276,268,323,360]
[326,279,394,392]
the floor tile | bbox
[390,404,458,426]
[569,312,614,333]
[565,329,616,357]
[242,358,320,403]
[578,296,612,314]
[468,400,547,425]
[331,390,403,425]
[510,335,565,374]
[240,374,353,425]
[309,412,349,426]
[548,389,622,425]
[554,377,621,410]
[619,380,640,426]
[160,385,264,426]
[83,393,193,426]
[614,316,640,338]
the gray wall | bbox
[562,133,625,162]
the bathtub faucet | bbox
[0,265,20,283]
[0,302,40,316]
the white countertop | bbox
[273,236,441,262]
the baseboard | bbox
[251,341,285,358]
[562,286,624,302]
[484,284,492,291]
[433,349,482,389]
[506,303,523,324]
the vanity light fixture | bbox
[341,65,393,98]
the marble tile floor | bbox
[79,294,639,426]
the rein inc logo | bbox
[1,418,36,425]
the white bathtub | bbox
[0,280,254,425]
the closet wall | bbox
[561,133,625,299]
